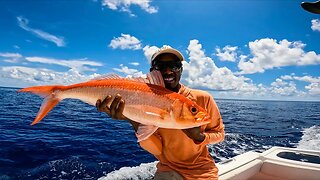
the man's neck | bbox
[167,84,181,93]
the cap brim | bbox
[301,1,320,14]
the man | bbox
[96,46,225,179]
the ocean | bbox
[0,86,319,179]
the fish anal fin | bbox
[136,124,159,142]
[31,96,60,125]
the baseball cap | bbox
[151,46,184,65]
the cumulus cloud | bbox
[280,74,320,96]
[0,66,99,87]
[17,16,65,47]
[112,64,145,78]
[311,19,320,32]
[107,38,320,100]
[238,38,320,74]
[25,57,103,72]
[109,34,142,50]
[142,45,159,63]
[182,40,256,92]
[215,45,238,62]
[101,0,158,16]
[270,78,298,96]
[0,52,23,63]
[306,83,320,96]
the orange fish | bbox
[18,71,210,141]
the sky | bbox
[0,0,320,101]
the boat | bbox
[217,146,320,180]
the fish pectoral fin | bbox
[146,70,165,87]
[136,124,159,142]
[130,70,165,87]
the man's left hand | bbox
[182,127,205,143]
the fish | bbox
[18,70,211,141]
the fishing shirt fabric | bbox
[139,84,225,179]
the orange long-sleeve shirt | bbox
[139,84,225,179]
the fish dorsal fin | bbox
[129,77,149,84]
[91,71,165,87]
[91,74,123,81]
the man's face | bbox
[152,54,182,91]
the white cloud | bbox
[109,34,142,50]
[101,0,158,16]
[270,78,298,96]
[112,64,145,77]
[311,19,320,32]
[306,83,320,96]
[142,45,159,63]
[0,53,103,87]
[0,66,100,87]
[280,74,320,96]
[129,62,140,66]
[17,16,66,47]
[215,45,238,62]
[238,38,320,74]
[0,53,23,59]
[0,52,23,63]
[25,56,103,72]
[182,40,256,92]
[179,40,319,100]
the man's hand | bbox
[96,94,128,120]
[182,127,205,143]
[96,94,140,132]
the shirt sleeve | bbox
[198,94,225,145]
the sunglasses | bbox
[151,62,182,72]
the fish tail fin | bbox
[18,85,61,97]
[18,85,64,125]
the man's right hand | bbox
[96,94,128,120]
[96,94,140,132]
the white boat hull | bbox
[217,146,320,180]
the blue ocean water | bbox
[0,87,319,179]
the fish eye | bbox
[190,106,198,114]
